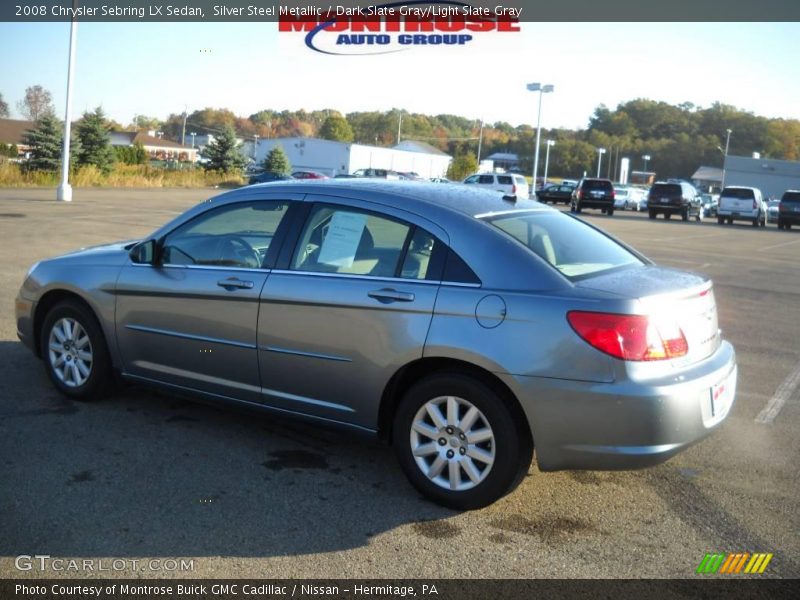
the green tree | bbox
[114,141,148,165]
[262,145,291,174]
[21,115,75,171]
[318,114,354,142]
[447,153,478,180]
[0,93,9,118]
[75,107,115,173]
[201,125,247,173]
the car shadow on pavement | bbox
[0,341,454,558]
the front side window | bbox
[162,201,289,268]
[464,175,479,184]
[482,211,644,280]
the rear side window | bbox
[482,211,644,280]
[650,184,681,197]
[722,188,755,200]
[781,191,800,203]
[497,176,512,185]
[478,175,494,184]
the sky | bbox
[1,21,799,132]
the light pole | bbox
[57,5,78,202]
[526,82,554,190]
[253,134,259,159]
[721,128,732,189]
[476,118,484,164]
[543,139,555,185]
[596,148,606,177]
[189,132,196,148]
[642,154,650,172]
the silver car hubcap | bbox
[410,396,495,491]
[48,317,93,388]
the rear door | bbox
[255,197,448,429]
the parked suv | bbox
[647,181,703,221]
[778,190,800,230]
[570,178,616,215]
[717,186,766,227]
[463,172,528,196]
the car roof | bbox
[211,179,546,220]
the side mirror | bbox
[129,239,158,265]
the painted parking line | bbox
[755,362,800,424]
[757,237,800,252]
[648,231,729,243]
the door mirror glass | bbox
[130,239,157,265]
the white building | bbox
[253,137,452,178]
[722,155,800,198]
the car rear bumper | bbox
[777,213,800,225]
[500,340,737,471]
[718,209,758,220]
[577,200,614,210]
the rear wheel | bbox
[681,208,689,221]
[665,212,672,220]
[648,209,656,219]
[717,216,724,225]
[40,299,111,401]
[607,208,615,216]
[752,217,759,227]
[393,373,533,510]
[727,218,733,224]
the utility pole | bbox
[181,107,188,146]
[477,118,484,164]
[397,113,402,145]
[57,3,78,202]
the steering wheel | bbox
[219,235,261,268]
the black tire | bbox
[665,212,671,220]
[392,373,533,510]
[788,224,792,230]
[600,208,607,214]
[717,216,724,225]
[40,299,111,401]
[648,210,656,219]
[760,216,766,228]
[681,208,689,221]
[607,208,615,217]
[727,218,733,224]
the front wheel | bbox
[717,216,724,225]
[393,373,533,510]
[40,299,111,401]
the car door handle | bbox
[368,288,415,303]
[217,278,254,290]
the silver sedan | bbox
[15,180,737,509]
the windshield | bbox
[481,211,645,280]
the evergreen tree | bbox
[319,114,354,142]
[75,107,116,173]
[201,125,247,173]
[261,145,291,175]
[0,93,9,118]
[22,115,70,172]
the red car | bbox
[291,170,329,179]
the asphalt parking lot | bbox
[0,188,798,579]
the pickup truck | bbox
[717,186,766,227]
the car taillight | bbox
[577,190,583,200]
[512,184,518,195]
[753,200,758,209]
[567,311,688,361]
[610,189,615,199]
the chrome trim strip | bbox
[124,324,256,349]
[261,387,355,413]
[269,269,480,288]
[131,263,268,273]
[261,345,352,363]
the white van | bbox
[717,186,766,227]
[463,172,529,197]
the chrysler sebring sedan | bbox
[15,180,737,509]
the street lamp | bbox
[596,148,607,177]
[189,132,196,148]
[721,128,732,189]
[57,7,78,202]
[642,154,650,172]
[526,82,554,190]
[253,134,259,159]
[543,140,555,186]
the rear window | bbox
[781,191,800,203]
[481,211,644,281]
[722,188,755,200]
[582,179,612,191]
[650,183,681,197]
